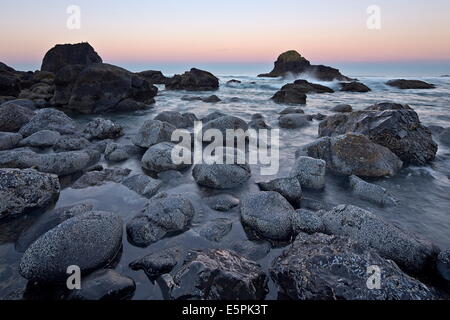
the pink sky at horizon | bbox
[1,0,449,68]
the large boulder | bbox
[126,193,195,247]
[132,120,176,148]
[240,191,295,241]
[166,68,219,91]
[19,108,78,137]
[386,79,435,90]
[0,148,101,176]
[0,168,60,220]
[53,63,158,114]
[192,147,251,189]
[170,249,268,300]
[296,134,403,177]
[321,205,440,275]
[142,142,191,173]
[270,233,435,300]
[0,102,35,132]
[41,42,103,74]
[319,103,438,165]
[258,50,351,81]
[19,211,123,282]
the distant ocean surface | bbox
[10,61,450,77]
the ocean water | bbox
[1,73,450,300]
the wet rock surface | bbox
[204,194,240,212]
[290,156,326,190]
[142,142,191,173]
[0,132,22,150]
[72,168,131,189]
[270,233,436,300]
[387,79,435,89]
[0,168,60,220]
[166,68,219,91]
[198,218,233,242]
[170,249,268,300]
[130,247,182,280]
[258,177,302,205]
[349,175,397,207]
[122,174,162,199]
[19,108,78,137]
[19,211,123,282]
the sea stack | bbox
[258,50,351,81]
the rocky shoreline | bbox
[1,43,449,300]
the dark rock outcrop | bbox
[41,42,103,74]
[72,168,131,189]
[272,79,333,105]
[137,70,170,85]
[270,233,435,300]
[0,168,60,220]
[166,68,219,91]
[170,249,268,300]
[340,81,371,92]
[53,63,157,114]
[258,50,351,81]
[318,103,438,165]
[386,79,435,90]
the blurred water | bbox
[1,74,449,300]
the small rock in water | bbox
[72,167,131,189]
[386,79,435,89]
[53,135,91,152]
[126,193,195,247]
[19,130,60,148]
[437,249,450,283]
[104,142,143,162]
[202,115,248,136]
[170,249,268,300]
[230,240,271,261]
[270,232,436,300]
[199,218,233,242]
[122,174,162,199]
[130,247,182,280]
[19,108,78,137]
[205,194,240,212]
[331,104,353,113]
[67,269,135,300]
[279,114,310,129]
[142,142,191,173]
[0,168,60,220]
[249,118,271,129]
[132,120,176,148]
[19,211,123,282]
[349,175,397,207]
[154,111,198,128]
[279,107,304,115]
[339,81,371,92]
[0,102,35,132]
[291,209,324,234]
[201,111,226,123]
[82,118,124,140]
[258,176,302,205]
[290,156,326,190]
[202,95,221,103]
[240,191,295,241]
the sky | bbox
[1,0,449,75]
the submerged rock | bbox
[437,249,450,283]
[199,218,233,242]
[170,249,268,300]
[41,42,102,74]
[321,205,439,275]
[0,132,22,150]
[122,174,162,199]
[290,156,326,190]
[201,111,227,123]
[0,102,35,132]
[154,111,197,128]
[291,209,324,234]
[296,134,403,177]
[331,104,353,113]
[319,103,438,165]
[270,233,435,300]
[0,168,60,220]
[104,143,143,162]
[67,269,135,301]
[72,167,131,189]
[258,177,302,205]
[339,81,371,92]
[19,108,78,137]
[386,79,435,89]
[205,194,240,212]
[349,175,397,207]
[142,142,191,173]
[279,114,311,128]
[126,193,195,247]
[438,128,450,147]
[19,211,123,282]
[130,247,182,279]
[202,115,249,136]
[132,120,176,148]
[166,68,219,91]
[230,240,271,261]
[82,118,124,140]
[279,107,305,115]
[241,191,295,241]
